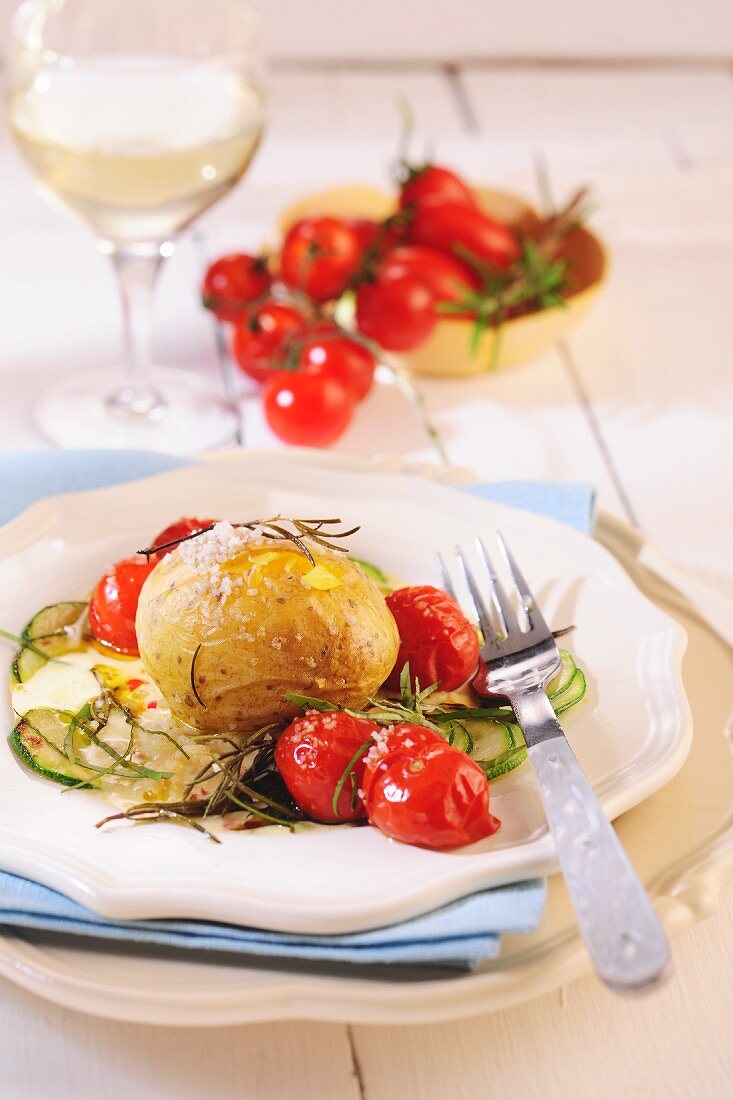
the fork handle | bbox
[512,689,671,993]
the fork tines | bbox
[438,533,552,652]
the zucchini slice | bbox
[445,719,474,755]
[12,601,88,684]
[9,708,97,788]
[467,651,585,782]
[471,719,527,781]
[549,650,577,699]
[478,738,528,782]
[553,668,587,714]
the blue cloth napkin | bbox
[0,873,542,967]
[0,449,595,969]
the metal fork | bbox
[440,533,671,994]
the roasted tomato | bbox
[88,557,156,656]
[148,518,217,562]
[275,711,379,823]
[386,585,479,691]
[360,723,445,803]
[363,723,500,850]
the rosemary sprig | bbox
[95,722,305,841]
[190,644,206,709]
[96,806,221,843]
[0,627,67,666]
[139,516,361,568]
[437,187,593,367]
[331,739,373,818]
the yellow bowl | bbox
[278,184,608,378]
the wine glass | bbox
[6,0,265,452]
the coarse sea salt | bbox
[364,729,391,768]
[178,521,254,573]
[177,521,257,604]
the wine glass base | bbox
[34,367,240,454]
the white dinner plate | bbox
[0,452,690,933]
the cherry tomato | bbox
[399,164,477,212]
[363,724,500,850]
[263,370,354,447]
[88,557,156,657]
[345,217,380,252]
[202,253,271,323]
[296,332,376,401]
[280,217,363,302]
[355,271,436,352]
[360,723,445,803]
[386,586,479,692]
[148,518,217,562]
[231,301,305,384]
[275,711,379,822]
[345,217,405,260]
[409,202,520,270]
[379,245,480,306]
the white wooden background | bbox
[1,53,733,1100]
[3,0,733,59]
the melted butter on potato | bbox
[135,524,399,733]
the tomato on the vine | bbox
[399,164,477,212]
[202,253,271,323]
[88,557,156,657]
[275,711,379,822]
[345,217,380,252]
[409,202,520,270]
[355,271,436,352]
[231,300,306,384]
[362,723,500,850]
[296,332,376,401]
[386,586,480,692]
[263,370,354,447]
[148,518,217,562]
[379,245,480,305]
[280,216,363,302]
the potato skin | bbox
[135,540,399,732]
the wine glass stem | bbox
[107,246,168,419]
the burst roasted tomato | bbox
[362,723,500,850]
[88,557,156,656]
[359,723,445,803]
[148,518,217,562]
[275,711,379,822]
[386,585,480,692]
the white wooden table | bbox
[1,61,732,1099]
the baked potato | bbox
[135,524,399,732]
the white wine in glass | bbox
[6,0,266,452]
